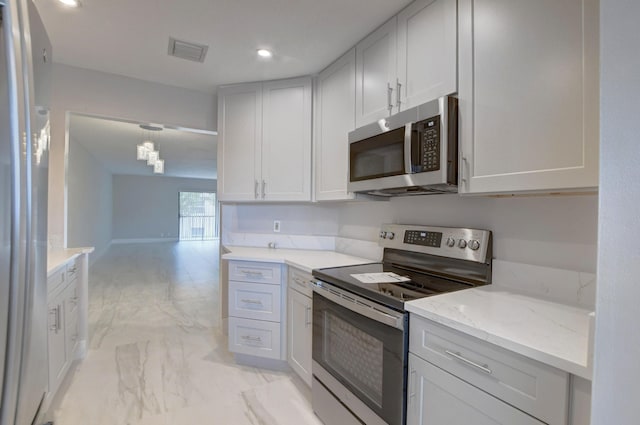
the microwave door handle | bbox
[404,123,413,173]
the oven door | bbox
[312,282,408,425]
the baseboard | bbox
[111,237,179,244]
[234,353,290,371]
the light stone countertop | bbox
[406,285,594,380]
[47,247,95,275]
[221,246,375,273]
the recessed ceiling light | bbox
[257,49,273,58]
[58,0,80,7]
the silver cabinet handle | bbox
[293,277,307,288]
[461,156,468,184]
[241,335,263,344]
[408,368,417,403]
[49,307,58,331]
[241,299,263,305]
[241,270,263,277]
[387,82,394,114]
[261,180,266,199]
[396,79,402,110]
[305,306,311,327]
[445,350,492,374]
[254,180,259,199]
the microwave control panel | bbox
[413,116,441,172]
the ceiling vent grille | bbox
[168,37,208,63]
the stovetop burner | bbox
[312,224,493,311]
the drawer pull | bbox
[241,335,263,344]
[294,277,307,287]
[445,350,492,375]
[241,270,264,277]
[305,306,311,327]
[68,266,77,274]
[241,299,263,306]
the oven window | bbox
[313,292,406,425]
[326,313,384,406]
[350,127,406,181]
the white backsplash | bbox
[335,237,383,261]
[223,232,336,250]
[492,259,596,309]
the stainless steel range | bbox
[311,224,493,425]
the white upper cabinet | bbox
[314,49,357,201]
[355,18,398,127]
[217,78,312,202]
[458,0,599,194]
[397,0,458,109]
[355,0,458,127]
[217,83,263,201]
[262,78,312,201]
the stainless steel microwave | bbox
[348,96,458,196]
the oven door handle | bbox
[404,122,414,174]
[311,281,405,331]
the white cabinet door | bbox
[397,0,457,109]
[355,18,398,127]
[407,354,545,425]
[458,0,599,194]
[314,49,356,201]
[47,290,66,394]
[261,77,312,201]
[287,287,312,386]
[217,83,262,201]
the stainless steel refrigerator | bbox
[1,1,52,424]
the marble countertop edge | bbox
[47,247,95,275]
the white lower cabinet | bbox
[228,261,286,362]
[287,286,312,386]
[408,315,573,425]
[287,267,313,386]
[407,353,544,425]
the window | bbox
[179,192,217,241]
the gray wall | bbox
[592,0,640,422]
[49,64,216,247]
[112,175,216,240]
[67,138,113,261]
[224,193,598,273]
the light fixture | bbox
[137,124,164,174]
[58,0,81,7]
[146,150,159,166]
[153,159,164,174]
[257,49,273,58]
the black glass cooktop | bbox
[312,262,472,311]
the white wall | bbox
[591,0,640,422]
[49,64,216,247]
[67,138,113,261]
[224,193,598,273]
[112,175,216,241]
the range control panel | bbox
[403,230,443,247]
[378,224,492,264]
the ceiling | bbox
[69,114,217,179]
[33,0,413,93]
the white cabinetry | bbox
[408,353,544,425]
[287,267,313,386]
[408,315,570,425]
[355,0,457,127]
[314,49,357,201]
[217,78,312,202]
[46,258,81,399]
[458,0,599,194]
[228,261,286,361]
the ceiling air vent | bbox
[168,37,208,63]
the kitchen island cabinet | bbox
[217,77,312,202]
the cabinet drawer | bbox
[47,266,67,293]
[288,267,313,297]
[66,258,79,282]
[229,317,281,360]
[410,316,569,425]
[229,261,282,285]
[229,281,281,322]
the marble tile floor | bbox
[51,241,323,425]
